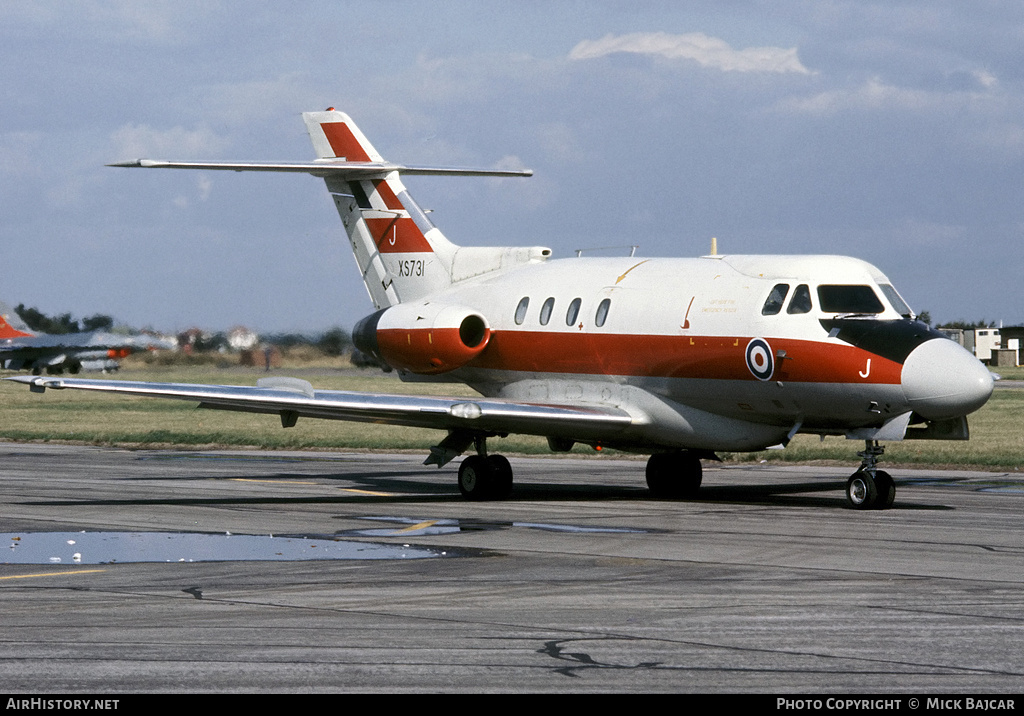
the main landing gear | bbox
[846,440,896,510]
[645,451,703,499]
[457,437,513,501]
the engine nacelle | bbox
[353,303,491,375]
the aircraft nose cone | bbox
[902,338,994,420]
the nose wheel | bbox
[846,441,896,510]
[646,451,703,498]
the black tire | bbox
[846,471,878,510]
[458,455,494,500]
[646,452,702,498]
[873,470,895,510]
[486,454,513,499]
[646,453,671,496]
[678,453,703,498]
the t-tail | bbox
[111,109,551,309]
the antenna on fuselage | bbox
[710,237,718,255]
[573,245,640,257]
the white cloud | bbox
[534,123,584,164]
[971,69,998,90]
[776,76,998,116]
[973,121,1024,159]
[487,154,557,212]
[198,73,312,127]
[108,123,230,160]
[196,174,213,202]
[569,32,814,75]
[0,132,45,178]
[0,1,217,44]
[891,218,968,249]
[490,154,531,174]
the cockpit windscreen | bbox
[816,285,885,314]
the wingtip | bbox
[3,375,55,393]
[107,159,165,168]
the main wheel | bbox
[646,452,702,498]
[458,455,495,500]
[846,471,878,510]
[487,454,513,499]
[873,470,895,510]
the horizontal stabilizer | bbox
[108,110,543,311]
[108,159,532,178]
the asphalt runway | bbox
[0,443,1021,694]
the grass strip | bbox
[2,364,1021,471]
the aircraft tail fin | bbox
[302,110,552,308]
[303,109,386,163]
[0,304,34,339]
[110,110,550,309]
[303,110,459,307]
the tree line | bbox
[15,304,113,334]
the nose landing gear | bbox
[846,440,896,510]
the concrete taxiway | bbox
[0,442,1021,693]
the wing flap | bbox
[4,376,632,439]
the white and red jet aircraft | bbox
[6,110,995,509]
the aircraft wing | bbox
[4,375,633,445]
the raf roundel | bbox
[745,338,775,381]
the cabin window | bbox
[762,284,790,315]
[566,298,582,326]
[787,284,813,314]
[514,297,529,325]
[539,297,555,325]
[817,285,884,314]
[595,298,611,327]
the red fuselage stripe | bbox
[378,328,903,383]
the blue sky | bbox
[1,2,1022,333]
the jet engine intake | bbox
[353,303,491,374]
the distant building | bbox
[228,326,259,351]
[997,326,1024,367]
[974,328,1001,363]
[940,326,1016,365]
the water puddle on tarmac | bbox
[901,476,1024,494]
[4,517,647,564]
[3,531,446,564]
[346,516,649,537]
